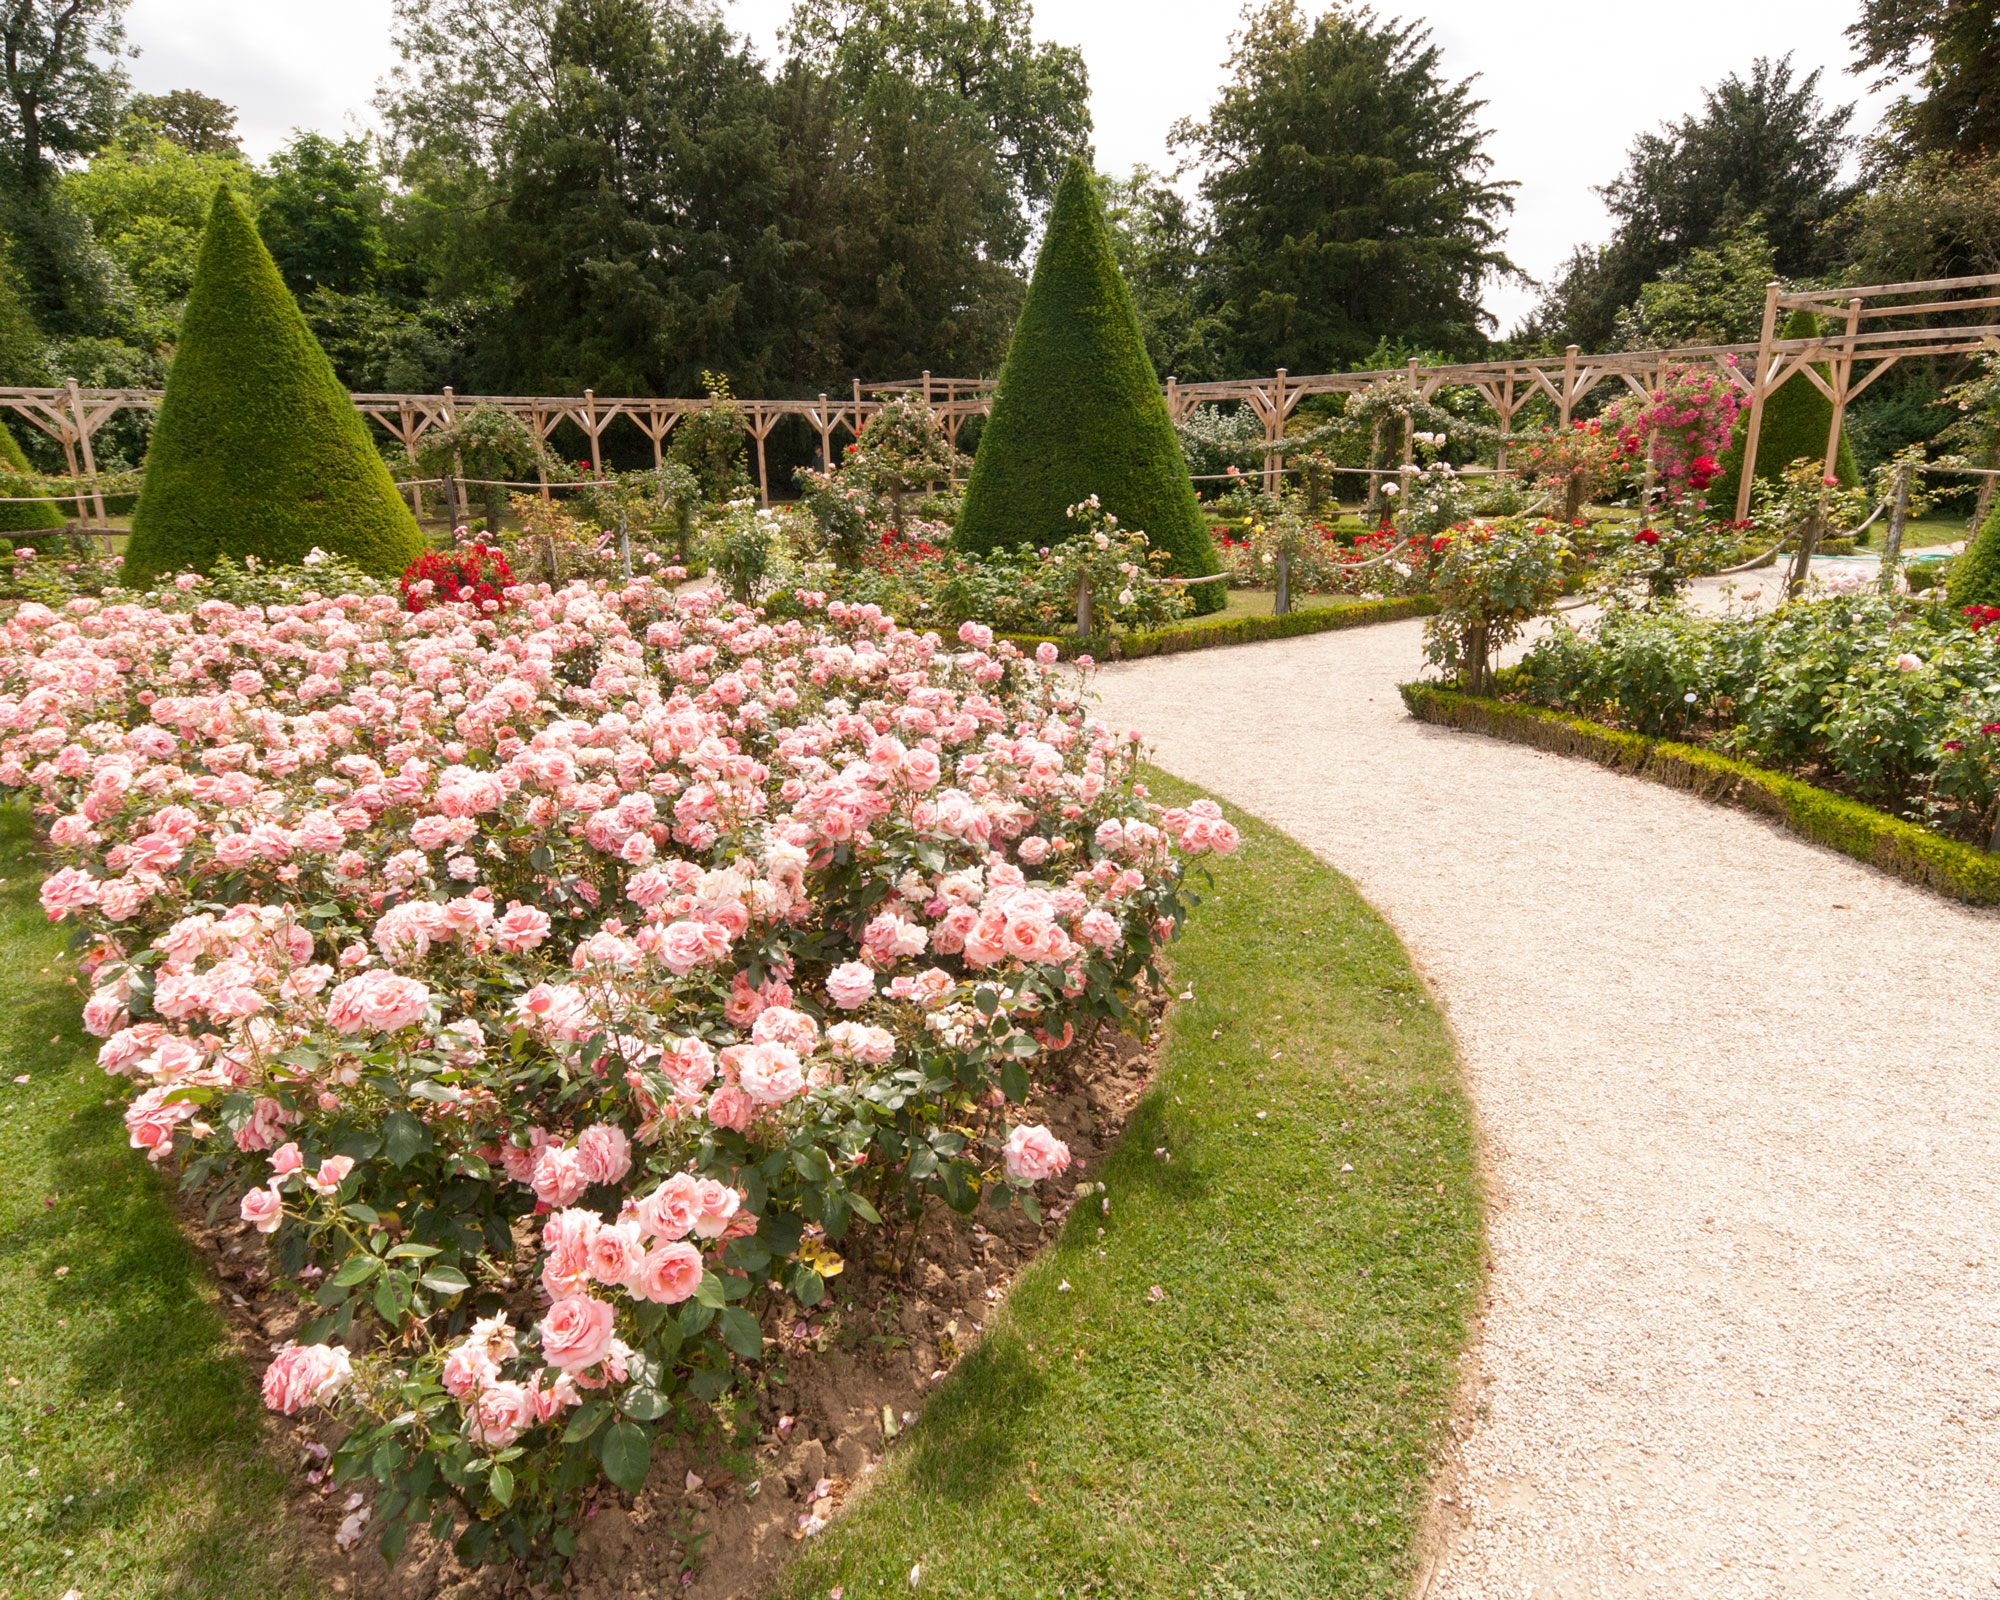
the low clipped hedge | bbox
[1400,682,2000,905]
[1001,595,1437,661]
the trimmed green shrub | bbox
[957,161,1222,613]
[122,187,424,586]
[1709,310,1859,517]
[1946,496,2000,609]
[0,420,65,536]
[1400,683,2000,904]
[998,595,1436,660]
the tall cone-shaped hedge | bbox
[1709,310,1858,517]
[122,187,423,586]
[958,162,1222,612]
[0,419,64,536]
[1946,496,2000,608]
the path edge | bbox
[1399,681,2000,906]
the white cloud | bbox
[124,0,1894,344]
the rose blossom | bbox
[537,1294,617,1374]
[324,970,431,1034]
[633,1240,703,1304]
[630,1172,702,1241]
[261,1342,354,1414]
[585,1219,648,1289]
[531,1144,590,1208]
[467,1380,539,1448]
[826,961,875,1010]
[1002,1123,1071,1185]
[239,1184,284,1234]
[690,1177,741,1239]
[574,1122,632,1187]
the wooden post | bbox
[1825,297,1862,477]
[1560,345,1579,427]
[64,379,104,528]
[583,389,602,474]
[1265,369,1287,494]
[1735,282,1781,523]
[1881,465,1910,591]
[1274,544,1291,616]
[816,394,833,470]
[1075,574,1092,637]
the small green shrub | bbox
[0,419,65,535]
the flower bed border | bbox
[1399,682,2000,905]
[999,595,1438,661]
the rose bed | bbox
[0,573,1232,1580]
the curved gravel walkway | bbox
[1092,615,2000,1598]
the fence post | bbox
[64,379,106,530]
[1560,345,1578,428]
[1075,574,1093,637]
[1274,545,1291,616]
[1825,297,1862,477]
[1880,466,1910,592]
[1736,282,1781,523]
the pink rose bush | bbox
[0,576,1233,1568]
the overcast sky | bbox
[122,0,1894,336]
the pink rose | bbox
[690,1177,740,1240]
[585,1219,648,1289]
[706,1083,753,1132]
[306,1155,356,1195]
[632,1240,703,1304]
[574,1122,632,1187]
[441,1340,500,1401]
[324,970,431,1034]
[630,1173,702,1242]
[494,902,551,952]
[467,1379,539,1449]
[539,1206,599,1298]
[736,1043,806,1106]
[537,1295,617,1374]
[269,1141,304,1178]
[261,1342,354,1414]
[239,1184,284,1234]
[531,1144,590,1208]
[826,961,875,1010]
[1002,1123,1070,1185]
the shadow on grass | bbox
[0,804,313,1599]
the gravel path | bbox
[1091,615,2000,1598]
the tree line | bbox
[0,0,1995,467]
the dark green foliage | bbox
[1849,0,2000,159]
[1945,495,2000,608]
[1180,2,1512,369]
[122,187,425,586]
[957,162,1221,612]
[1708,312,1859,516]
[0,416,63,533]
[1522,56,1854,347]
[257,132,391,299]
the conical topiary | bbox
[122,187,424,586]
[1709,310,1858,518]
[1945,496,2000,609]
[0,419,65,536]
[957,162,1222,612]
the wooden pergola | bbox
[11,271,2000,520]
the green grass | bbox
[1207,587,1359,625]
[777,774,1483,1600]
[0,805,317,1600]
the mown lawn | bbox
[0,805,317,1600]
[777,775,1484,1600]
